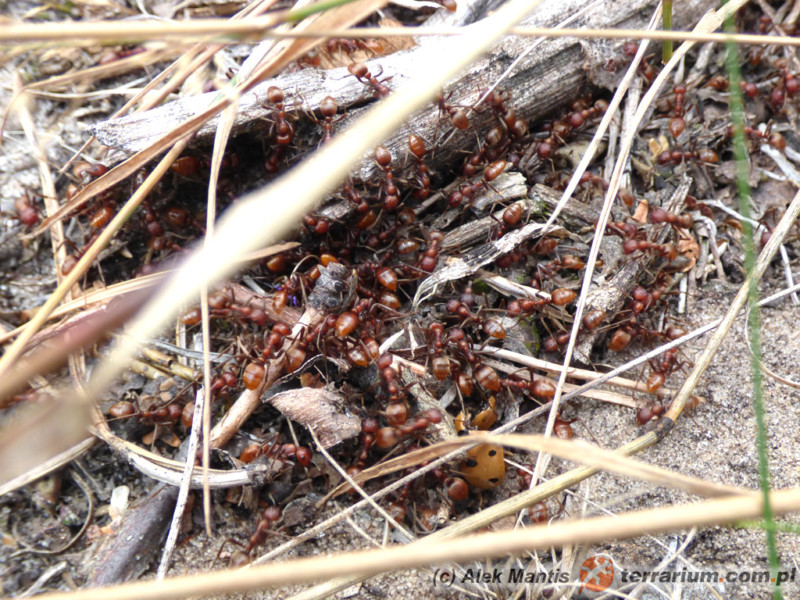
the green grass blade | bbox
[722,5,782,598]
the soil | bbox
[2,1,800,599]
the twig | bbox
[157,387,206,578]
[480,347,674,399]
[19,562,68,599]
[309,428,414,541]
[778,244,800,305]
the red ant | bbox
[767,59,798,110]
[622,238,677,261]
[326,38,383,57]
[667,85,689,139]
[531,97,608,162]
[644,347,687,394]
[265,86,295,146]
[656,147,719,166]
[310,96,343,145]
[437,91,470,130]
[347,62,391,98]
[731,124,787,152]
[263,86,296,172]
[98,45,144,65]
[221,505,284,567]
[374,146,400,210]
[648,206,693,229]
[14,191,41,227]
[407,134,431,199]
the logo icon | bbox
[579,555,615,593]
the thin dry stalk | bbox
[26,487,800,600]
[14,20,800,48]
[327,434,750,500]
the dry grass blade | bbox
[0,242,295,347]
[0,15,286,44]
[0,400,90,488]
[327,433,749,500]
[534,0,747,486]
[13,19,800,48]
[27,47,180,92]
[665,189,800,420]
[0,140,190,395]
[0,438,96,497]
[27,487,800,600]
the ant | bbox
[14,191,42,227]
[265,86,295,146]
[731,124,787,152]
[326,38,383,58]
[107,383,198,447]
[407,134,431,199]
[263,86,296,173]
[644,347,685,393]
[666,84,689,139]
[647,206,693,230]
[374,146,400,211]
[622,239,678,261]
[220,505,285,567]
[656,147,719,166]
[309,96,343,145]
[437,90,470,130]
[347,62,391,98]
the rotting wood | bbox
[440,172,527,249]
[84,484,177,586]
[89,0,500,154]
[532,182,602,226]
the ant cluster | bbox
[13,6,800,555]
